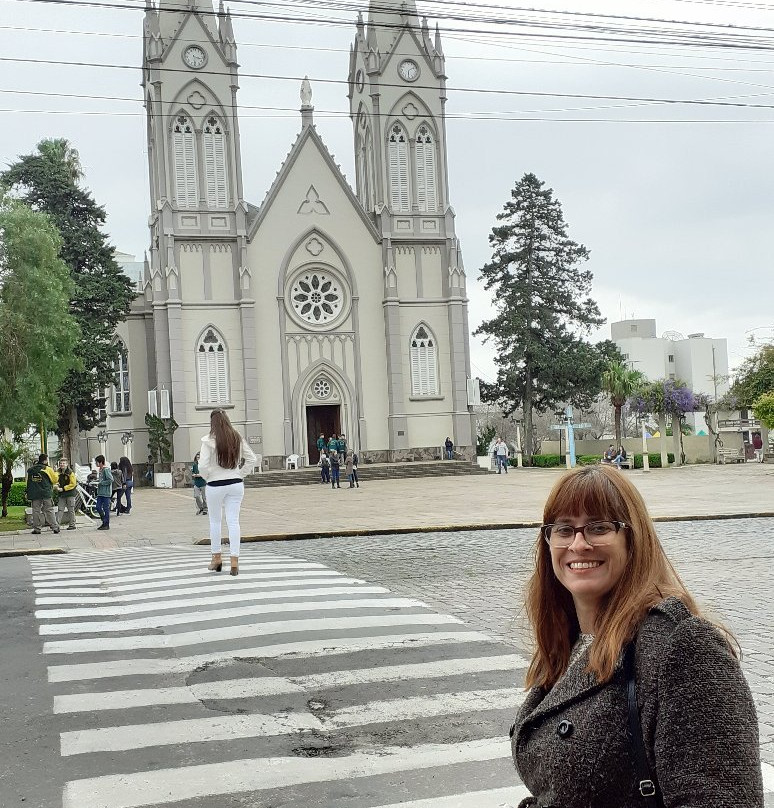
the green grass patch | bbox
[0,505,27,533]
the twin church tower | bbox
[123,0,475,467]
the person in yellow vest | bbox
[55,458,78,530]
[26,453,60,535]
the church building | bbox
[101,0,476,469]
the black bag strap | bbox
[623,641,662,806]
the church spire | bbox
[366,0,418,58]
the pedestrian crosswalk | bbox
[30,546,532,808]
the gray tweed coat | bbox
[511,597,762,808]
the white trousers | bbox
[206,481,244,557]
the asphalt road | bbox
[2,518,773,807]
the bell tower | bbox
[348,0,474,454]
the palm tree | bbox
[0,438,24,518]
[37,138,82,183]
[601,361,644,446]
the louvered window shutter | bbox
[388,125,409,212]
[410,327,438,396]
[197,329,230,404]
[410,340,421,396]
[204,117,228,208]
[415,126,437,212]
[173,116,198,208]
[197,347,208,403]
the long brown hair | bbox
[209,409,242,469]
[524,465,701,689]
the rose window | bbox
[291,271,342,324]
[313,377,332,399]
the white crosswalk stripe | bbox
[32,546,531,807]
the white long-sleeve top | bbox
[198,434,257,483]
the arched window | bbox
[112,343,130,413]
[173,115,198,208]
[365,129,375,210]
[410,325,439,396]
[196,327,229,404]
[388,124,410,212]
[203,115,228,208]
[415,124,437,212]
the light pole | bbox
[513,419,524,468]
[121,431,134,462]
[639,413,650,472]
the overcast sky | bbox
[2,0,772,385]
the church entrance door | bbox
[306,404,341,464]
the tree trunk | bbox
[1,466,11,518]
[614,404,622,447]
[658,414,669,468]
[523,369,533,465]
[672,416,682,466]
[61,405,81,466]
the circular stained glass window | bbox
[291,271,342,325]
[313,377,332,399]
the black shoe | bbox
[97,524,110,530]
[67,526,76,530]
[31,529,41,535]
[53,529,60,534]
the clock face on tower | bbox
[183,45,207,69]
[398,59,419,82]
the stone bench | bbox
[718,448,745,464]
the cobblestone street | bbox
[267,517,774,771]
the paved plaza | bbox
[1,464,772,806]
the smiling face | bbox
[549,510,630,627]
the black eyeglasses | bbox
[541,520,628,548]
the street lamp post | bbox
[120,431,134,462]
[97,430,107,459]
[640,414,650,472]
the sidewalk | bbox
[1,463,772,555]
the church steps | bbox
[243,461,490,488]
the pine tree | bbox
[1,139,135,463]
[475,173,605,461]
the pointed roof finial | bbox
[434,22,444,56]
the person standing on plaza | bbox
[495,437,509,473]
[144,453,154,485]
[110,461,124,517]
[351,450,360,488]
[445,436,454,460]
[511,465,763,807]
[26,454,60,535]
[94,455,113,530]
[319,449,330,484]
[329,450,341,489]
[345,452,355,488]
[118,456,134,513]
[328,433,338,455]
[199,409,256,576]
[191,451,208,515]
[752,432,764,462]
[316,433,326,458]
[338,432,347,461]
[55,458,77,531]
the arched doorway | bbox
[302,371,346,464]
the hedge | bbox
[3,480,72,506]
[517,453,676,469]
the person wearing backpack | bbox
[319,449,331,484]
[329,450,341,489]
[26,453,60,535]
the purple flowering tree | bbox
[629,379,705,465]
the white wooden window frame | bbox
[196,327,230,405]
[410,325,439,397]
[112,343,131,413]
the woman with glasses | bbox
[511,464,762,808]
[198,409,256,576]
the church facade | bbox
[99,0,476,469]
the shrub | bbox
[632,453,674,469]
[529,454,564,468]
[576,455,602,466]
[6,481,28,506]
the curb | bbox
[0,548,67,558]
[193,511,774,545]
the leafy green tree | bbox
[0,438,25,518]
[1,138,135,464]
[729,344,774,408]
[475,173,605,461]
[0,198,79,437]
[601,360,645,446]
[752,392,774,430]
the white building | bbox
[87,0,476,469]
[611,319,729,432]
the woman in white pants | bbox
[198,409,257,576]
